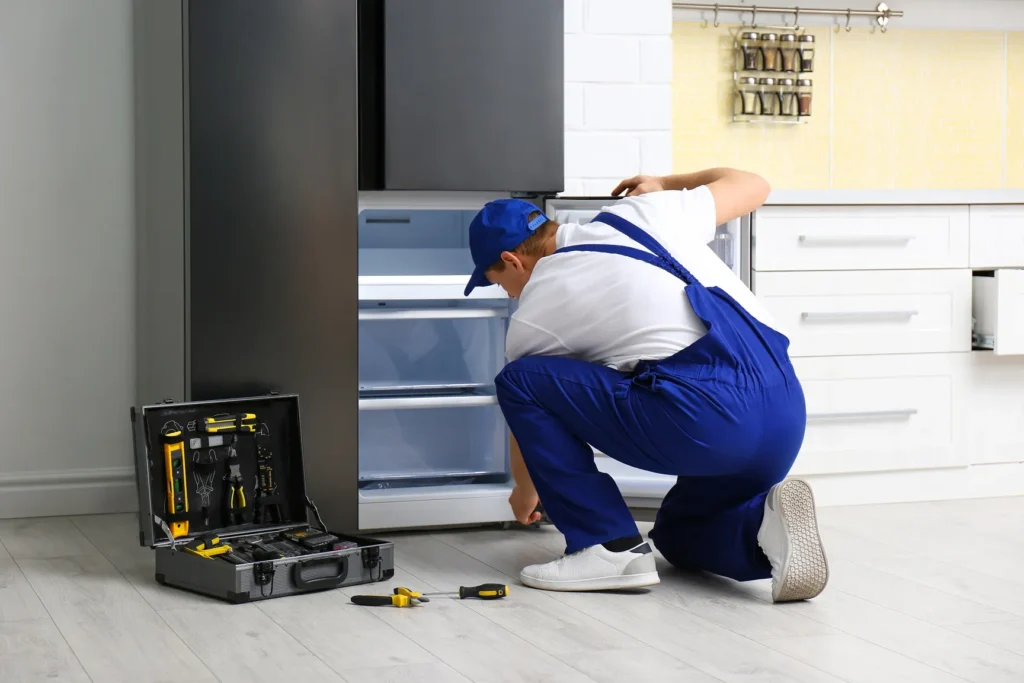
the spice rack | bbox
[732,29,815,124]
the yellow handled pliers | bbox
[350,587,427,608]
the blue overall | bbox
[494,212,807,582]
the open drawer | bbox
[359,303,508,394]
[973,270,1024,355]
[357,397,508,487]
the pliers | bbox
[351,587,427,608]
[225,463,246,525]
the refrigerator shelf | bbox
[358,394,498,411]
[359,307,507,321]
[359,382,493,398]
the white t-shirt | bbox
[505,187,777,372]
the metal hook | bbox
[714,4,720,27]
[794,7,800,28]
[752,5,757,27]
[701,13,708,28]
[846,9,852,32]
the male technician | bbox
[462,168,828,602]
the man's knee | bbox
[495,356,549,402]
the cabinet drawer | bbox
[969,206,1024,268]
[972,270,1024,356]
[754,205,969,271]
[755,270,971,357]
[790,354,966,475]
[359,305,507,392]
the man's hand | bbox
[509,485,542,525]
[611,174,666,197]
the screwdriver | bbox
[396,584,509,600]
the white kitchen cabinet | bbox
[755,269,972,357]
[789,354,967,476]
[965,354,1024,465]
[969,206,1024,268]
[972,270,1024,356]
[754,205,970,272]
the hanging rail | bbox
[673,2,903,27]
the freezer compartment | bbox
[359,301,508,392]
[358,399,509,487]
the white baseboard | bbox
[0,467,139,519]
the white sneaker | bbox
[757,478,829,602]
[519,542,660,592]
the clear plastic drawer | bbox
[358,397,508,487]
[359,304,507,394]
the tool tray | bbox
[130,393,394,603]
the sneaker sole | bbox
[773,478,829,602]
[520,571,660,592]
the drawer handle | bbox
[359,308,506,321]
[359,395,498,411]
[801,310,919,323]
[807,409,919,422]
[798,235,913,247]
[364,217,412,224]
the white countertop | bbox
[765,189,1024,206]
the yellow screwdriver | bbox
[397,584,509,600]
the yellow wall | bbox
[1009,33,1024,188]
[673,23,1024,190]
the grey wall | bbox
[0,1,136,517]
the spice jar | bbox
[760,33,780,72]
[798,35,816,72]
[737,76,759,115]
[780,33,799,72]
[758,77,779,116]
[797,79,813,116]
[778,78,798,117]
[739,31,761,71]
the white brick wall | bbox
[563,0,673,194]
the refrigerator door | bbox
[543,196,754,507]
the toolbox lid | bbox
[130,394,320,549]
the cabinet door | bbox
[966,354,1024,465]
[790,354,967,475]
[361,0,563,192]
[969,206,1024,268]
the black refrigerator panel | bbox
[359,0,564,193]
[187,0,360,530]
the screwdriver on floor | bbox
[395,584,509,601]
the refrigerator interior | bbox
[357,207,515,530]
[356,196,752,530]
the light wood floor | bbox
[1,496,1023,682]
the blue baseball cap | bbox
[464,199,548,296]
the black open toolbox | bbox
[130,393,394,603]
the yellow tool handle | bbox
[163,431,188,538]
[351,594,413,607]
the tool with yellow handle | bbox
[396,584,508,600]
[202,413,257,433]
[183,533,231,559]
[163,430,189,538]
[350,593,425,608]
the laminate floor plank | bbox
[776,587,1024,682]
[0,618,91,683]
[158,603,346,683]
[0,517,101,559]
[17,553,216,683]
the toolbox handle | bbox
[292,555,349,591]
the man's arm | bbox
[612,168,771,226]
